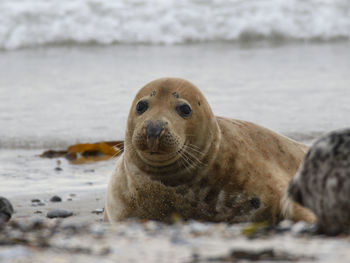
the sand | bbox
[9,191,106,224]
[1,190,349,263]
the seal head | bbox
[125,78,219,186]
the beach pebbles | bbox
[0,197,14,222]
[50,195,62,202]
[47,209,73,219]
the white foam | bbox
[0,0,349,50]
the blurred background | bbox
[0,0,349,195]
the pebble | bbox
[50,195,62,202]
[291,221,309,234]
[47,209,73,219]
[276,220,293,232]
[31,199,41,203]
[54,167,63,171]
[92,208,104,214]
[31,202,45,207]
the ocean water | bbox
[1,0,350,49]
[0,0,349,197]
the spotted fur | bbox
[288,128,350,235]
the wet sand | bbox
[9,190,106,224]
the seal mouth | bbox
[138,144,185,167]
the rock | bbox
[92,208,104,214]
[291,221,309,234]
[47,209,73,219]
[276,220,293,232]
[31,199,41,203]
[50,195,62,202]
[0,197,14,222]
[54,167,63,171]
[31,202,45,207]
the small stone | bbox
[54,167,63,171]
[31,201,45,207]
[50,195,62,202]
[84,169,95,173]
[67,198,73,201]
[291,221,309,234]
[47,209,73,219]
[276,220,293,232]
[31,199,41,203]
[91,208,104,214]
[34,211,42,214]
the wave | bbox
[0,0,349,50]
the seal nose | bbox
[146,121,164,139]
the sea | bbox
[0,0,349,197]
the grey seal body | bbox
[288,129,350,235]
[0,196,14,223]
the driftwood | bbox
[40,141,124,164]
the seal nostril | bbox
[146,121,163,139]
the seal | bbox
[288,129,350,235]
[105,78,316,224]
[0,196,14,223]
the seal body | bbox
[0,197,14,223]
[288,129,350,235]
[106,78,315,224]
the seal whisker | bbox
[185,144,206,156]
[183,145,206,165]
[177,149,193,173]
[182,146,205,169]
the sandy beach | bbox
[9,191,106,224]
[1,0,350,261]
[1,189,350,263]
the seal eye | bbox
[136,100,148,115]
[176,103,192,118]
